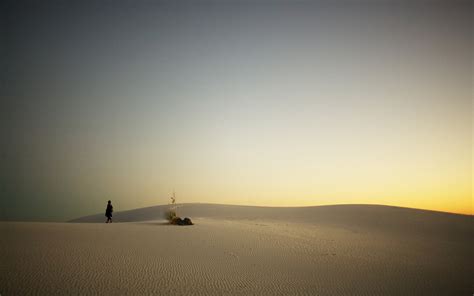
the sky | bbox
[1,0,472,221]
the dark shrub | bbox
[169,216,193,226]
[183,217,193,225]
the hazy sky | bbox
[1,0,472,221]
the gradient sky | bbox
[1,0,472,221]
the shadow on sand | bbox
[138,221,174,226]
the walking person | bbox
[105,200,113,223]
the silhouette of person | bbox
[105,200,113,223]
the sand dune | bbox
[2,204,472,295]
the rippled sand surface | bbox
[1,204,472,295]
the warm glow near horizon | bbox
[2,1,472,220]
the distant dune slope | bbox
[70,203,472,238]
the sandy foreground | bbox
[1,204,472,295]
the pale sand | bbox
[1,204,472,295]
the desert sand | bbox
[1,204,472,295]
